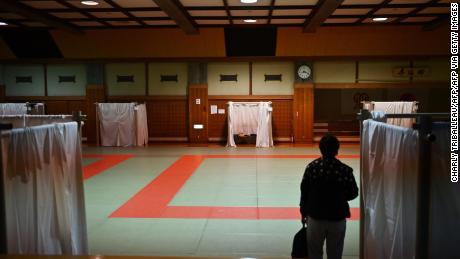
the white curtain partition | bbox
[135,104,149,146]
[362,120,418,259]
[0,103,45,115]
[0,103,27,115]
[97,103,136,147]
[227,101,273,148]
[0,115,74,128]
[362,120,456,259]
[1,122,87,255]
[365,101,417,128]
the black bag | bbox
[291,222,308,259]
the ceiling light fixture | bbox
[81,1,99,6]
[0,22,8,26]
[241,0,257,3]
[372,17,388,22]
[244,19,257,23]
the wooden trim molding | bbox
[209,95,293,100]
[189,84,208,89]
[315,81,449,89]
[107,95,187,101]
[5,96,86,101]
[294,83,314,89]
[86,84,105,89]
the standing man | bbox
[300,134,358,259]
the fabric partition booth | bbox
[0,122,88,255]
[226,101,273,148]
[135,104,149,146]
[359,111,457,259]
[362,101,417,128]
[0,103,45,115]
[96,103,148,147]
[0,115,74,128]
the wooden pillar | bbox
[188,84,208,144]
[85,64,105,143]
[85,85,105,143]
[0,85,5,102]
[293,83,314,143]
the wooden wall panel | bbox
[51,28,226,59]
[147,99,187,139]
[271,100,293,139]
[0,85,5,101]
[188,85,208,143]
[45,100,68,114]
[208,97,293,141]
[208,100,228,139]
[293,84,314,143]
[277,26,449,57]
[44,100,88,137]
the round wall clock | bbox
[297,65,312,80]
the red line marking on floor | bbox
[204,154,360,159]
[110,154,361,220]
[110,155,205,218]
[83,154,134,180]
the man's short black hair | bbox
[319,134,340,158]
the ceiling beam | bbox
[354,0,392,24]
[35,3,450,13]
[423,14,449,31]
[223,0,233,25]
[393,0,439,23]
[51,14,442,22]
[0,0,82,34]
[152,0,198,34]
[267,0,276,25]
[303,0,344,33]
[54,0,113,27]
[104,0,148,26]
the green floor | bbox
[82,146,360,258]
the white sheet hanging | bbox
[362,120,418,259]
[0,103,27,115]
[26,115,73,127]
[371,101,417,128]
[226,101,273,148]
[97,103,135,147]
[256,102,273,148]
[135,104,149,146]
[1,122,87,255]
[0,115,74,129]
[0,115,26,128]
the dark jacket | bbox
[300,157,358,221]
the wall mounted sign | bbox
[58,75,76,83]
[264,74,282,82]
[392,67,430,77]
[117,75,134,83]
[220,74,238,82]
[160,75,178,82]
[16,76,32,83]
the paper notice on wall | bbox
[218,109,225,114]
[210,105,217,114]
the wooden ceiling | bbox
[0,0,452,34]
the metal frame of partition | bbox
[357,109,449,259]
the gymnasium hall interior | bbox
[0,0,457,259]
